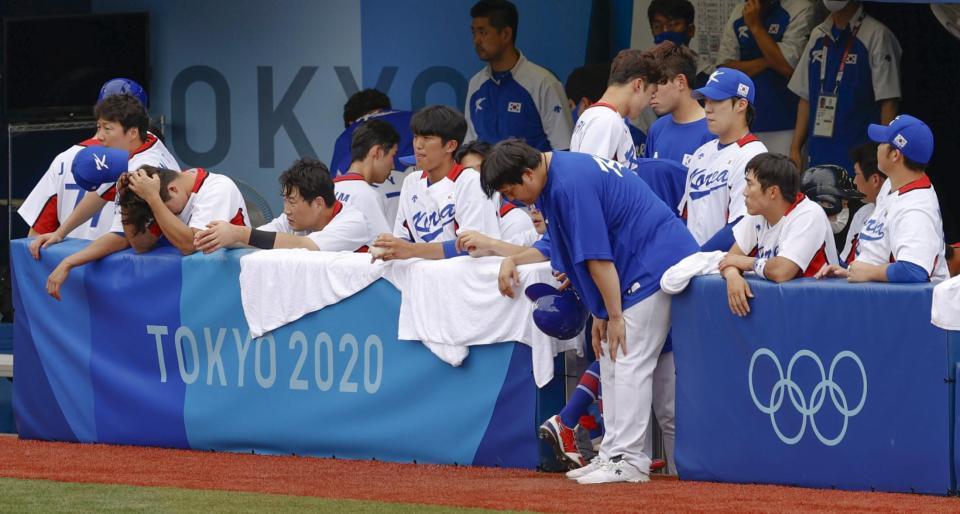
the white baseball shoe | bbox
[576,459,650,484]
[565,456,604,480]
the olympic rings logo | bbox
[748,348,867,446]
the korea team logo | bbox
[94,153,109,171]
[749,348,867,446]
[475,97,486,112]
[768,23,781,35]
[507,102,522,113]
[811,49,824,64]
[738,26,750,39]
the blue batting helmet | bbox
[525,283,590,340]
[72,146,129,191]
[98,78,148,107]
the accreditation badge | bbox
[813,94,838,138]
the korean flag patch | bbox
[737,83,750,97]
[894,133,908,149]
[508,102,522,113]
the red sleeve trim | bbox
[32,195,60,233]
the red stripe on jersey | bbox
[403,220,414,241]
[846,235,859,265]
[331,200,344,218]
[589,101,620,114]
[802,244,829,278]
[130,133,160,158]
[748,247,759,257]
[190,168,210,193]
[737,133,760,147]
[681,205,688,220]
[356,245,369,253]
[148,221,162,238]
[79,137,100,147]
[499,203,516,218]
[100,185,117,202]
[783,193,805,216]
[447,163,467,182]
[229,208,246,227]
[897,174,932,194]
[32,195,60,233]
[333,173,366,183]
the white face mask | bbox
[830,206,849,234]
[823,0,850,13]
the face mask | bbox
[654,31,691,47]
[830,206,849,233]
[823,0,850,13]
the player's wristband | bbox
[442,240,468,259]
[248,229,277,249]
[753,257,767,278]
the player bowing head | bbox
[719,153,838,316]
[481,139,698,484]
[196,158,376,253]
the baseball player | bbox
[482,141,698,484]
[455,141,542,247]
[817,115,948,282]
[645,42,713,165]
[720,153,839,316]
[196,158,376,253]
[27,93,178,257]
[715,0,816,155]
[570,48,661,171]
[45,150,249,300]
[372,106,500,261]
[330,89,413,228]
[465,0,572,151]
[680,67,768,251]
[333,120,399,237]
[840,143,884,264]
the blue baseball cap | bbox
[692,67,755,105]
[72,146,129,191]
[867,115,935,165]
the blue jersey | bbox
[634,158,687,218]
[788,9,901,172]
[535,152,698,318]
[718,0,816,132]
[464,52,572,151]
[643,115,713,166]
[330,110,414,176]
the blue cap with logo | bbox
[692,67,755,105]
[72,146,129,191]
[867,114,935,165]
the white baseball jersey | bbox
[259,201,374,252]
[733,194,839,277]
[855,175,947,281]
[111,168,249,235]
[19,133,177,240]
[679,134,768,245]
[97,133,180,202]
[333,173,391,236]
[840,202,875,264]
[569,102,638,170]
[498,203,539,247]
[393,164,500,243]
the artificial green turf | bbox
[0,477,528,513]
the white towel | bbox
[240,250,386,337]
[932,274,960,331]
[383,256,580,387]
[660,251,726,294]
